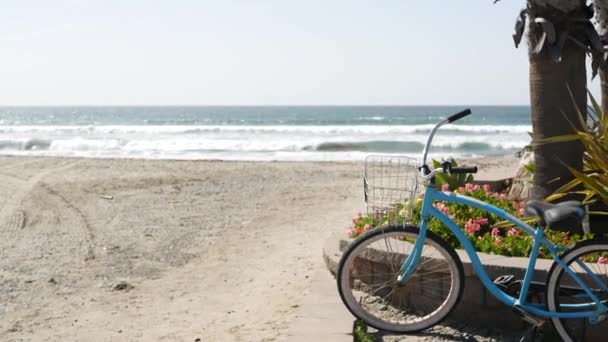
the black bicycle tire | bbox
[545,238,608,342]
[336,225,465,333]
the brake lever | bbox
[441,161,452,175]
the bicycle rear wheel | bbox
[546,239,608,342]
[337,225,464,333]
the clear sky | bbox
[0,0,600,105]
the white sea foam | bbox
[0,124,531,161]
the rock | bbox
[112,281,134,292]
[7,321,22,333]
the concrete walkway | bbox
[283,234,530,342]
[283,234,423,342]
[283,236,438,342]
[284,263,354,342]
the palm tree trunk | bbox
[591,0,608,233]
[526,1,589,200]
[529,48,586,199]
[595,0,608,112]
[602,72,608,113]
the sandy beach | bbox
[0,155,518,342]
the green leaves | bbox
[353,320,374,342]
[524,163,535,174]
[541,92,608,209]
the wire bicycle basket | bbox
[364,155,420,226]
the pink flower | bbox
[352,218,358,224]
[465,219,481,235]
[507,228,520,237]
[363,224,371,232]
[493,237,502,246]
[490,192,499,198]
[483,184,492,192]
[441,184,450,192]
[475,217,489,226]
[499,194,508,201]
[347,226,357,237]
[357,212,363,217]
[491,227,500,237]
[518,208,526,216]
[598,257,608,265]
[465,183,475,192]
[472,184,481,191]
[435,202,450,215]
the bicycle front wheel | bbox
[337,225,464,333]
[546,239,608,342]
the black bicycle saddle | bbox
[525,200,585,228]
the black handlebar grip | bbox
[447,109,472,123]
[451,166,478,174]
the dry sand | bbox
[0,155,517,342]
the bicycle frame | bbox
[399,185,608,320]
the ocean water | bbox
[0,106,531,162]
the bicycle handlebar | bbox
[446,109,472,123]
[420,166,478,182]
[420,109,473,167]
[450,166,478,174]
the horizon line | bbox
[0,104,531,107]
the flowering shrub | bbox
[348,183,591,259]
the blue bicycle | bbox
[337,109,608,341]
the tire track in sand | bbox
[38,182,96,261]
[0,160,96,260]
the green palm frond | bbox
[544,92,608,212]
